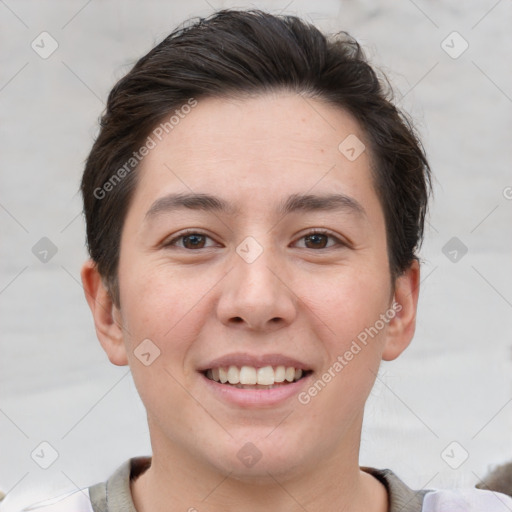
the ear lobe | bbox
[382,260,420,361]
[80,259,128,366]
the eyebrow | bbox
[144,192,366,221]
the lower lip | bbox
[200,372,313,407]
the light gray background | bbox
[1,0,511,510]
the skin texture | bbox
[81,91,420,512]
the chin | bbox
[206,435,312,483]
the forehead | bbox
[131,92,379,221]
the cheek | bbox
[297,271,390,425]
[121,262,190,333]
[304,265,391,352]
[119,261,217,376]
[119,266,204,420]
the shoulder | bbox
[7,457,149,512]
[362,466,512,512]
[10,488,94,512]
[362,467,428,511]
[422,488,512,511]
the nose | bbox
[216,237,297,332]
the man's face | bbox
[96,92,417,479]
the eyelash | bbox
[163,229,347,250]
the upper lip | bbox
[197,353,312,372]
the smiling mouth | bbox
[203,365,312,389]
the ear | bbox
[382,259,420,361]
[80,259,128,366]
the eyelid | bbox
[162,228,350,250]
[292,228,349,249]
[162,229,218,249]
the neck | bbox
[131,426,388,512]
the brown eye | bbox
[180,234,207,249]
[295,230,345,250]
[304,233,329,249]
[164,231,214,250]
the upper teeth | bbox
[206,366,303,385]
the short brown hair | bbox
[81,8,432,307]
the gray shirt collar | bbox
[89,457,428,512]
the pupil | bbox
[306,234,326,248]
[185,235,204,248]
